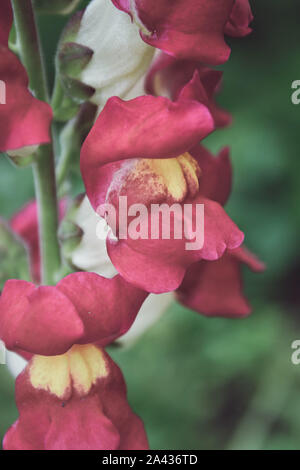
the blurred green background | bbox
[1,0,300,450]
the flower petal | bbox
[225,0,253,37]
[177,246,264,317]
[57,272,148,345]
[112,0,235,64]
[81,95,214,210]
[191,145,232,205]
[0,47,52,152]
[4,347,149,450]
[0,280,85,355]
[106,196,244,293]
[0,0,13,46]
[45,396,120,450]
[145,54,231,128]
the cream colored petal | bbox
[77,0,155,108]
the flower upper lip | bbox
[111,0,253,64]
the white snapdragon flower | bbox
[76,0,155,107]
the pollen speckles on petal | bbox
[107,152,201,206]
[29,344,108,399]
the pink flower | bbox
[111,0,253,64]
[0,0,52,152]
[4,344,148,450]
[80,93,244,293]
[145,52,231,128]
[177,246,265,317]
[0,273,148,356]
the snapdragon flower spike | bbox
[0,273,148,356]
[4,344,148,450]
[111,0,253,64]
[177,246,265,318]
[81,94,244,294]
[145,52,231,128]
[0,0,52,152]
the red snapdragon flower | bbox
[4,344,148,450]
[80,88,244,294]
[0,0,52,152]
[111,0,253,64]
[0,273,148,356]
[145,52,231,128]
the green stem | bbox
[51,75,65,113]
[33,147,61,285]
[56,119,77,189]
[11,0,61,284]
[11,0,48,101]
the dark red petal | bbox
[57,272,148,345]
[225,0,253,37]
[177,246,264,317]
[177,255,251,317]
[111,0,131,14]
[229,246,266,272]
[0,47,52,152]
[0,280,84,356]
[0,0,13,46]
[137,0,234,64]
[96,352,149,450]
[45,396,120,450]
[106,196,243,293]
[145,54,231,128]
[81,95,214,210]
[191,145,232,205]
